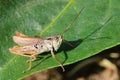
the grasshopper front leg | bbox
[50,49,65,72]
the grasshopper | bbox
[9,7,84,73]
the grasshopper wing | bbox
[13,31,42,46]
[15,31,29,37]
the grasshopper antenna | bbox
[61,7,85,36]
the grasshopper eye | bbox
[56,37,59,39]
[54,36,59,40]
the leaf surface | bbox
[0,0,120,79]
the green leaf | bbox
[0,0,120,79]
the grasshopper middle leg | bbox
[23,55,37,73]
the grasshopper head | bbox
[52,35,62,51]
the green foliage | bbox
[0,0,120,79]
